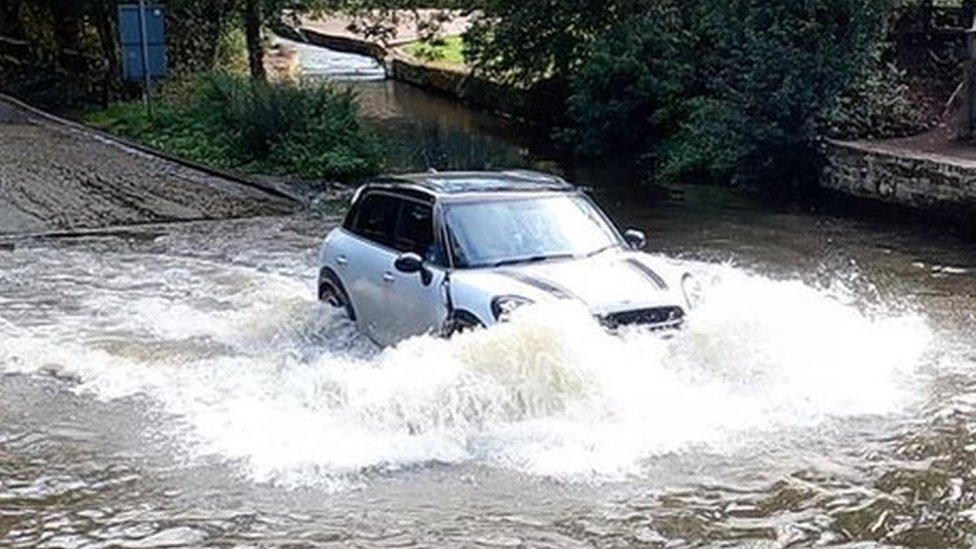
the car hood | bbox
[468,251,686,315]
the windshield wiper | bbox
[585,244,618,258]
[492,253,575,267]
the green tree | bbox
[559,4,695,162]
[167,0,237,75]
[463,0,903,190]
[686,0,894,188]
[464,0,637,87]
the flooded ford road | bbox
[3,44,976,547]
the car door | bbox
[385,199,449,342]
[342,192,402,343]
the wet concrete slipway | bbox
[2,42,976,548]
[0,100,292,235]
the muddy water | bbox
[2,45,976,548]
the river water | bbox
[2,43,976,548]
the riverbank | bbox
[290,15,558,125]
[822,119,976,224]
[0,97,293,236]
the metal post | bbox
[137,0,153,115]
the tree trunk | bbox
[50,3,85,74]
[244,0,266,82]
[0,0,25,39]
[92,1,121,105]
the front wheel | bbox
[443,310,485,338]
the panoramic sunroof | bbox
[419,174,574,193]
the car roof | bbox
[364,170,575,197]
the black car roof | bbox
[366,170,575,196]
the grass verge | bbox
[403,36,466,67]
[84,73,381,182]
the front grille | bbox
[602,306,685,330]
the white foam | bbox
[0,263,931,488]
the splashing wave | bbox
[0,262,929,488]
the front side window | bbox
[444,193,622,268]
[395,201,444,265]
[350,192,446,265]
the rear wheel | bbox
[319,269,356,321]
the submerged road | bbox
[0,99,292,236]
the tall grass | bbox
[85,73,382,181]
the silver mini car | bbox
[318,171,700,346]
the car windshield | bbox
[444,194,622,268]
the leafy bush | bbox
[822,57,929,140]
[688,0,896,189]
[85,73,381,181]
[465,0,633,85]
[467,0,925,190]
[214,28,250,76]
[658,98,747,186]
[559,8,693,162]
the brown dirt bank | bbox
[0,99,294,236]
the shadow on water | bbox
[335,79,561,173]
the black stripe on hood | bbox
[624,258,668,290]
[498,270,576,300]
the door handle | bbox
[382,272,395,283]
[336,255,348,267]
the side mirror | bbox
[394,252,433,286]
[624,229,646,250]
[394,252,424,273]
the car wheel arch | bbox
[318,267,357,321]
[444,308,487,337]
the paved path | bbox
[0,100,293,235]
[849,124,976,166]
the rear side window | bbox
[351,194,399,247]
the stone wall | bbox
[386,57,546,122]
[292,26,558,125]
[821,139,976,221]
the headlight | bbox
[491,295,534,321]
[681,274,704,310]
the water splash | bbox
[0,261,930,488]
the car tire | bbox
[444,310,485,337]
[319,268,356,321]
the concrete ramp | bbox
[0,100,294,236]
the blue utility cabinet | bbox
[118,4,166,81]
